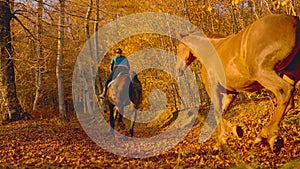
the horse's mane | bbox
[205,32,227,38]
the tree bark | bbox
[33,0,44,112]
[85,0,99,112]
[57,0,67,120]
[0,0,23,121]
[94,0,103,97]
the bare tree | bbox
[33,0,44,111]
[95,0,102,95]
[57,0,67,120]
[0,0,23,121]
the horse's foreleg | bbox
[221,94,243,137]
[215,94,240,150]
[202,72,241,150]
[256,71,293,152]
[214,94,243,149]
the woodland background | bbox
[4,0,299,118]
[0,0,299,168]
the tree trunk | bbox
[94,0,103,98]
[0,0,23,122]
[85,0,98,111]
[33,0,44,112]
[57,0,67,120]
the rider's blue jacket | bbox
[109,55,130,72]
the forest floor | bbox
[0,97,299,168]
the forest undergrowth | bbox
[0,96,299,168]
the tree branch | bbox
[12,15,39,42]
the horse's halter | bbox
[186,52,197,66]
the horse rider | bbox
[99,48,130,99]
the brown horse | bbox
[106,72,142,137]
[175,14,300,152]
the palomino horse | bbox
[175,14,300,152]
[106,71,142,137]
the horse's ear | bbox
[177,27,197,39]
[177,33,187,40]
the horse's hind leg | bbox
[117,106,125,130]
[255,71,293,152]
[129,104,137,137]
[109,103,115,134]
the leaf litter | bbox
[0,98,299,168]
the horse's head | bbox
[175,43,197,76]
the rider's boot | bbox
[99,87,107,99]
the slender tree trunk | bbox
[85,0,98,111]
[94,0,99,62]
[33,0,44,111]
[249,0,259,21]
[0,0,23,121]
[57,0,67,119]
[94,0,102,97]
[182,0,192,22]
[230,5,239,33]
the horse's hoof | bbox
[129,129,134,137]
[233,125,243,138]
[270,136,284,153]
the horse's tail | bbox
[129,72,142,105]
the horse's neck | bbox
[186,32,232,47]
[209,34,235,48]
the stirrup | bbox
[99,94,105,99]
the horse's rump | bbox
[107,73,131,106]
[107,72,142,107]
[277,17,300,81]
